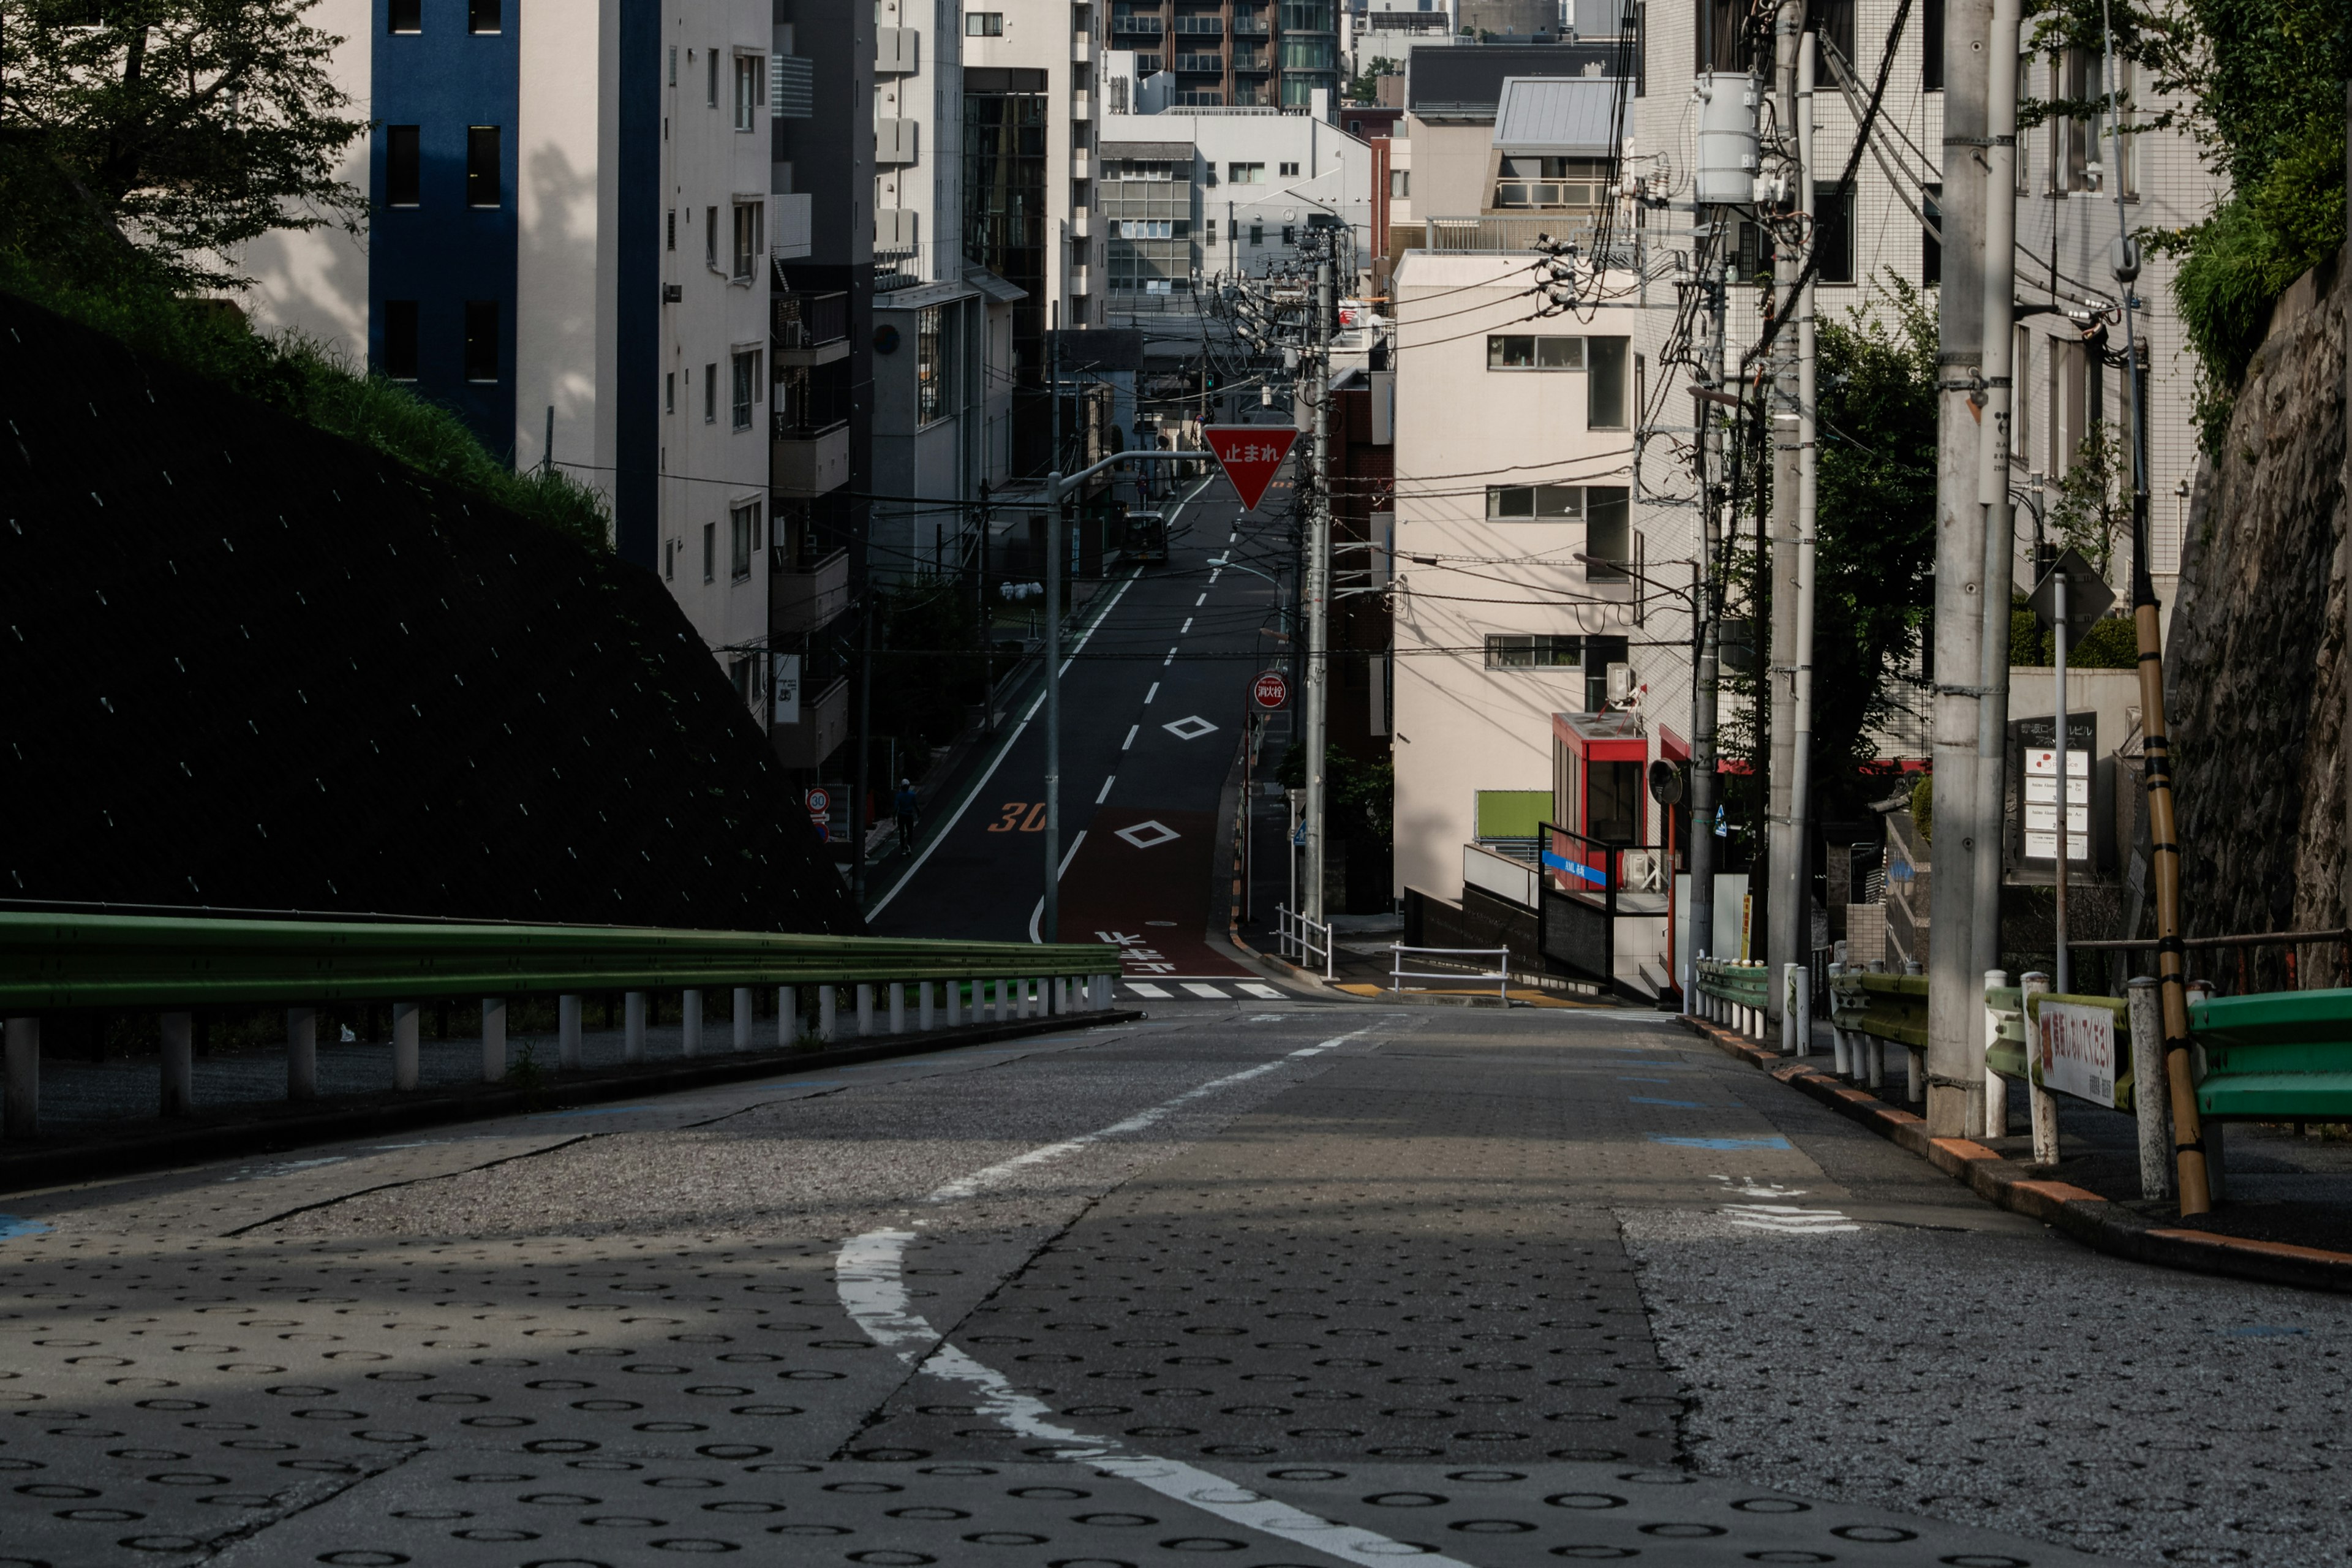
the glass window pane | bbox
[1585,487,1630,576]
[1537,337,1584,369]
[1534,484,1582,518]
[1586,337,1629,428]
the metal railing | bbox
[772,290,848,349]
[1390,944,1511,1003]
[1275,903,1333,980]
[0,912,1122,1142]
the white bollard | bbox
[1826,965,1851,1077]
[1018,980,1033,1020]
[1984,969,2013,1139]
[4,1016,39,1140]
[624,992,647,1062]
[888,982,906,1035]
[778,986,797,1046]
[919,982,936,1031]
[559,994,582,1069]
[161,1010,194,1116]
[393,1002,420,1090]
[482,998,506,1083]
[856,983,876,1038]
[818,985,839,1042]
[947,979,964,1027]
[286,1008,317,1102]
[734,987,753,1052]
[682,989,703,1058]
[2021,971,2059,1164]
[2127,976,2171,1200]
[1907,1045,1924,1104]
[993,979,1009,1022]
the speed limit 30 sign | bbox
[1251,670,1289,710]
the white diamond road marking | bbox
[1114,819,1181,850]
[1123,981,1172,998]
[1238,982,1284,999]
[1181,982,1230,999]
[1163,715,1218,741]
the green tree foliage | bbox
[2010,601,2139,667]
[1276,743,1393,841]
[1345,56,1399,105]
[2043,420,2130,577]
[0,0,369,287]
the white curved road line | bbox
[834,1027,1472,1568]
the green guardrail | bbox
[2190,987,2352,1121]
[1695,958,1769,1012]
[1825,969,1928,1050]
[0,911,1121,1011]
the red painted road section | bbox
[1055,808,1251,977]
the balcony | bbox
[1071,88,1091,119]
[772,415,850,497]
[1070,150,1093,182]
[771,191,813,260]
[1172,15,1223,33]
[1232,48,1269,70]
[771,545,850,639]
[1069,206,1092,239]
[1232,11,1270,32]
[1071,29,1090,61]
[771,674,849,769]
[875,117,917,165]
[772,290,850,367]
[1174,51,1223,72]
[875,24,917,73]
[1112,13,1163,33]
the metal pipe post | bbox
[2055,573,2071,992]
[1790,30,1821,992]
[1303,255,1335,925]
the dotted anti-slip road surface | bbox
[0,1008,2111,1566]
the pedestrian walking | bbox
[894,778,918,846]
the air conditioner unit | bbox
[1606,662,1633,703]
[1621,850,1664,892]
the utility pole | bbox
[1972,0,2023,1131]
[1926,0,1994,1136]
[1685,249,1731,1005]
[1789,27,1821,1006]
[1763,0,1801,1019]
[1302,249,1335,926]
[1044,327,1064,944]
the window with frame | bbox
[1586,337,1630,428]
[1811,183,1853,283]
[966,11,1004,33]
[1486,335,1585,369]
[1227,161,1265,184]
[703,521,716,582]
[734,53,764,130]
[386,126,421,206]
[388,0,420,32]
[731,348,761,430]
[2050,50,2134,195]
[1922,0,1943,89]
[704,361,717,424]
[1278,160,1300,176]
[1389,168,1409,198]
[467,0,500,33]
[465,126,500,207]
[1485,635,1583,669]
[705,205,718,266]
[729,501,761,579]
[462,300,498,382]
[706,46,719,107]
[1249,223,1263,246]
[665,370,675,414]
[732,201,763,279]
[1281,224,1296,245]
[1695,0,1751,71]
[1585,487,1630,578]
[1485,484,1584,519]
[916,305,944,424]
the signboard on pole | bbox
[804,786,831,843]
[771,653,802,726]
[1203,425,1300,513]
[1251,669,1290,710]
[2036,1000,2119,1107]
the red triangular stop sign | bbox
[1203,425,1300,513]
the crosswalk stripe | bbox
[1180,982,1229,999]
[1238,982,1283,999]
[1124,982,1172,998]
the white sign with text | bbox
[2038,1001,2119,1107]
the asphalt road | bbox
[866,453,1300,995]
[9,999,2344,1567]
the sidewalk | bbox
[1684,1008,2352,1291]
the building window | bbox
[666,370,676,414]
[1812,184,1854,283]
[703,521,716,582]
[388,0,420,32]
[382,300,420,380]
[729,501,760,579]
[1281,224,1295,245]
[1585,488,1631,578]
[1389,168,1409,198]
[1487,335,1585,369]
[1586,337,1630,429]
[966,11,1004,34]
[385,125,421,206]
[706,205,718,268]
[462,300,498,382]
[465,126,499,207]
[1485,484,1584,519]
[704,361,717,424]
[1205,218,1218,244]
[1485,635,1583,669]
[664,538,676,580]
[668,44,677,85]
[731,348,760,430]
[2051,50,2134,195]
[734,53,764,130]
[1248,223,1263,246]
[467,0,500,33]
[706,46,719,107]
[1922,0,1943,90]
[666,208,676,251]
[1695,0,1751,71]
[1227,161,1264,184]
[732,201,763,279]
[916,304,944,424]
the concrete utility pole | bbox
[1926,0,1996,1136]
[1971,0,2022,1058]
[1789,28,1821,998]
[1763,0,1802,1018]
[1302,251,1335,925]
[1685,250,1732,1005]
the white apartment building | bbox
[961,0,1106,334]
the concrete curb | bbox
[1677,1013,2352,1295]
[0,1009,1144,1196]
